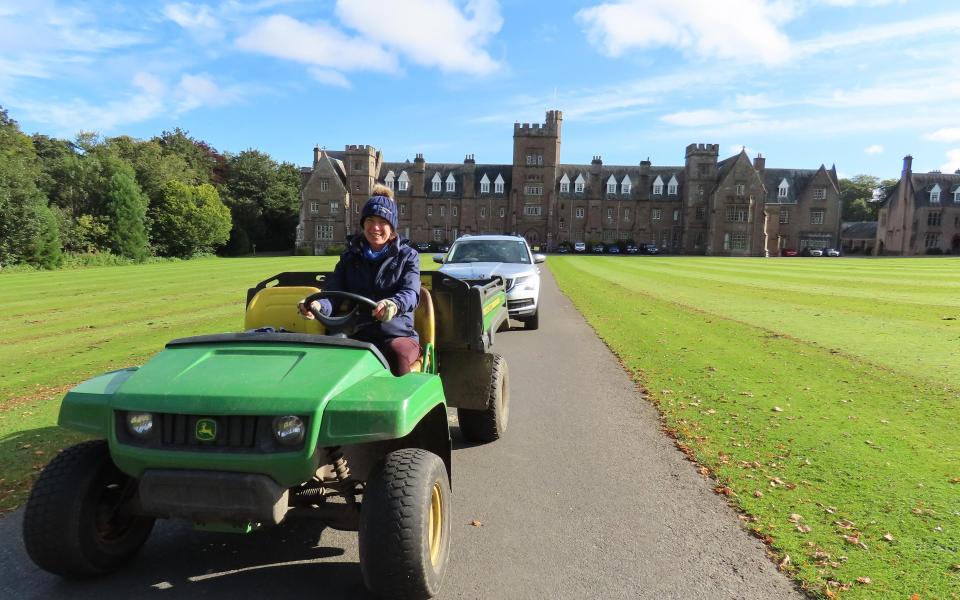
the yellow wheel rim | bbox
[428,482,444,566]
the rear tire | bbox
[359,448,451,600]
[22,440,155,578]
[524,310,539,331]
[457,353,509,443]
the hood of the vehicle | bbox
[439,262,535,282]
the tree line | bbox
[0,106,301,269]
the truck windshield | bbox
[446,241,530,264]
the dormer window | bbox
[606,175,617,195]
[560,173,570,193]
[446,173,456,193]
[385,170,395,190]
[621,175,632,195]
[735,183,745,197]
[494,174,504,194]
[652,175,664,195]
[953,188,960,203]
[930,184,941,203]
[667,175,678,195]
[398,171,409,191]
[778,178,789,198]
[575,174,585,193]
[480,173,490,194]
[432,172,442,193]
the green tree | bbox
[102,169,150,260]
[0,108,62,268]
[221,150,301,254]
[150,181,231,257]
[839,175,882,221]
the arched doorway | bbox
[524,228,540,251]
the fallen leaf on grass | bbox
[788,513,803,523]
[469,519,482,527]
[835,519,856,529]
[778,554,790,570]
[856,577,871,585]
[753,490,763,498]
[713,486,735,497]
[771,406,783,412]
[883,533,894,542]
[796,524,812,533]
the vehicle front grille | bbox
[507,299,534,310]
[504,278,515,291]
[160,414,259,449]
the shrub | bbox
[294,245,314,256]
[324,244,345,256]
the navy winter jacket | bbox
[318,235,420,343]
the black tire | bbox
[22,440,155,578]
[457,353,509,443]
[524,310,539,331]
[359,448,451,600]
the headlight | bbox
[512,275,528,287]
[127,412,154,438]
[273,416,305,446]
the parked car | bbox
[415,242,434,252]
[574,241,586,253]
[591,244,605,253]
[436,234,544,330]
[640,244,659,255]
[808,248,823,257]
[607,245,620,254]
[824,248,841,257]
[780,248,798,257]
[436,243,450,253]
[556,245,569,253]
[625,244,639,254]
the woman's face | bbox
[363,215,393,250]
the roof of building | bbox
[763,168,823,203]
[841,221,878,239]
[909,172,960,207]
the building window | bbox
[399,180,408,191]
[452,206,458,217]
[400,204,406,215]
[354,202,359,214]
[446,181,455,192]
[607,183,616,194]
[480,207,487,218]
[352,161,362,171]
[622,183,631,195]
[624,208,630,219]
[810,209,825,225]
[724,232,747,250]
[427,206,433,217]
[928,211,942,226]
[953,190,960,203]
[560,182,569,193]
[310,202,319,213]
[930,190,940,203]
[652,208,662,221]
[320,179,329,192]
[499,207,505,217]
[495,181,504,194]
[434,228,443,241]
[779,208,790,224]
[696,206,706,220]
[559,219,565,230]
[524,184,543,195]
[385,179,395,191]
[329,202,339,214]
[432,181,441,192]
[440,206,446,217]
[524,205,542,216]
[698,164,709,177]
[481,180,490,193]
[668,181,678,195]
[726,206,749,222]
[575,182,585,193]
[606,208,613,219]
[316,223,334,240]
[695,231,705,247]
[925,232,942,248]
[735,183,745,197]
[778,181,788,198]
[813,187,826,200]
[575,207,585,218]
[653,182,663,195]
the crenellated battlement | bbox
[345,144,376,153]
[685,143,720,157]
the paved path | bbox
[0,266,803,599]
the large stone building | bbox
[875,155,960,255]
[297,111,841,256]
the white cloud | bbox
[334,0,503,74]
[864,144,883,155]
[818,0,904,6]
[925,128,960,143]
[576,0,793,65]
[175,73,240,112]
[163,3,218,30]
[308,68,351,89]
[795,12,960,57]
[661,109,759,127]
[236,14,397,72]
[943,149,960,173]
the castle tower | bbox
[511,110,562,247]
[344,145,381,231]
[683,143,720,254]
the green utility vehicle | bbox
[22,271,509,600]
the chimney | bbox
[591,155,603,175]
[753,153,765,173]
[313,146,321,166]
[414,153,425,173]
[902,155,913,176]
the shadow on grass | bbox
[0,426,88,515]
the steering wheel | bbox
[303,290,378,335]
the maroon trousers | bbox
[377,336,422,376]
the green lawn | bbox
[550,256,960,599]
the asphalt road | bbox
[0,267,803,599]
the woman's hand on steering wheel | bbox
[300,290,379,334]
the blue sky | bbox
[2,0,959,179]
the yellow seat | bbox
[244,285,325,335]
[410,287,435,372]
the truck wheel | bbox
[457,353,509,443]
[359,448,451,599]
[524,310,539,331]
[22,440,155,578]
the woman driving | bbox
[298,184,421,376]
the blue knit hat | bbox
[361,195,398,231]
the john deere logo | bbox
[195,418,217,442]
